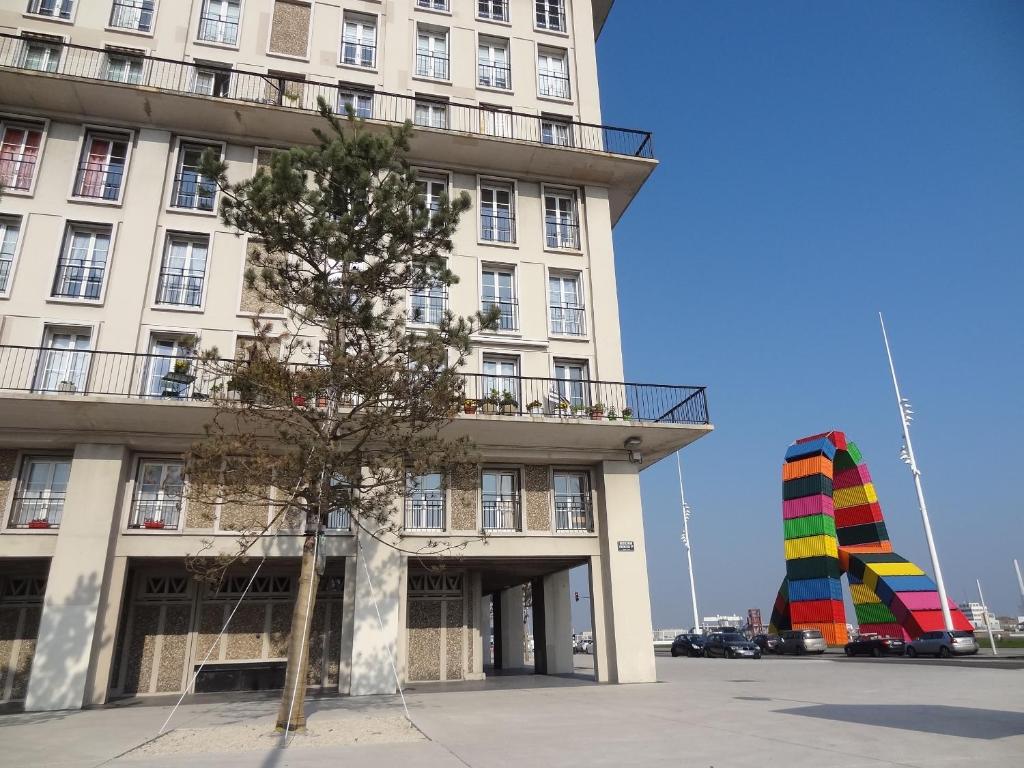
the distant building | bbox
[957,602,999,630]
[702,615,743,630]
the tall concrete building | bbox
[0,0,710,711]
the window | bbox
[0,123,43,192]
[405,472,444,530]
[109,0,156,33]
[415,26,449,80]
[535,0,565,32]
[0,217,20,294]
[537,48,570,99]
[143,335,195,398]
[265,71,305,106]
[325,475,352,531]
[73,131,130,200]
[416,0,448,10]
[553,360,588,410]
[541,116,572,147]
[338,84,373,118]
[482,355,519,406]
[341,13,376,68]
[549,273,584,335]
[478,37,510,90]
[479,181,514,243]
[408,280,446,325]
[545,189,580,249]
[156,234,208,307]
[26,0,73,20]
[482,470,519,531]
[130,460,184,529]
[198,0,240,45]
[20,34,62,73]
[8,457,71,529]
[480,105,513,138]
[171,141,218,211]
[51,224,111,301]
[414,99,448,129]
[481,267,517,330]
[190,64,232,97]
[34,327,91,394]
[104,47,145,84]
[554,471,591,531]
[478,0,509,23]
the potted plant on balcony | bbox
[57,380,77,394]
[28,519,51,529]
[570,402,584,418]
[607,406,618,421]
[143,519,166,530]
[500,390,518,415]
[588,402,605,420]
[556,398,572,417]
[292,394,307,407]
[526,399,543,416]
[481,389,500,415]
[463,399,478,414]
[621,407,634,422]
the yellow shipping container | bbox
[868,562,924,579]
[784,534,839,561]
[833,483,878,509]
[850,583,881,604]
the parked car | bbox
[906,630,978,658]
[778,629,827,654]
[670,634,706,657]
[844,633,905,657]
[703,633,762,659]
[752,634,782,653]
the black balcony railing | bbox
[408,292,447,325]
[404,497,445,530]
[156,269,205,307]
[482,494,520,531]
[478,61,511,90]
[197,14,240,46]
[545,219,580,249]
[0,151,38,191]
[340,40,376,68]
[51,260,105,300]
[0,260,11,292]
[0,33,654,159]
[415,52,450,81]
[128,497,182,529]
[110,0,155,33]
[555,496,592,531]
[172,174,216,211]
[73,161,124,200]
[481,296,518,331]
[480,211,516,243]
[0,345,710,425]
[549,304,586,336]
[538,71,570,99]
[8,494,64,528]
[326,506,352,531]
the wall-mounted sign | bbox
[617,540,635,552]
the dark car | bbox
[844,633,906,657]
[670,633,706,657]
[703,633,762,659]
[752,634,781,653]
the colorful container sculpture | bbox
[768,431,972,644]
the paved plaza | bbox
[2,654,1021,767]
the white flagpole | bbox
[879,313,954,631]
[676,451,700,633]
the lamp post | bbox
[976,579,998,656]
[879,313,954,631]
[676,451,700,633]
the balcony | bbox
[0,346,712,465]
[554,495,593,532]
[0,33,655,223]
[482,494,520,532]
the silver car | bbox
[779,629,827,654]
[906,630,978,658]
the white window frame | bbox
[0,118,48,196]
[339,11,377,70]
[534,0,567,34]
[480,265,517,332]
[188,62,234,97]
[103,45,147,85]
[405,471,445,531]
[166,137,223,215]
[34,325,93,395]
[479,104,514,139]
[414,24,450,82]
[128,457,185,530]
[414,98,449,129]
[153,233,210,311]
[24,0,77,24]
[142,333,198,398]
[480,467,521,532]
[7,455,73,530]
[106,0,159,37]
[477,0,510,25]
[477,35,511,91]
[69,126,133,205]
[0,214,26,298]
[415,0,450,13]
[552,469,593,533]
[542,185,581,251]
[49,222,115,304]
[337,83,374,119]
[196,0,242,49]
[537,46,571,101]
[19,33,64,73]
[478,178,516,246]
[548,270,585,337]
[552,358,590,411]
[540,114,574,147]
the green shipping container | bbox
[855,602,897,625]
[784,513,837,541]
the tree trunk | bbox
[276,530,321,731]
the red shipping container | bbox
[905,609,974,637]
[835,502,884,528]
[858,622,909,641]
[833,465,873,489]
[790,599,845,625]
[796,431,847,450]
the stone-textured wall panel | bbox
[185,487,217,530]
[218,499,268,533]
[0,449,17,508]
[268,1,312,58]
[325,599,344,687]
[155,605,190,693]
[122,605,160,694]
[195,603,225,661]
[305,602,327,686]
[225,604,266,660]
[445,601,464,681]
[407,600,442,682]
[9,607,40,700]
[0,607,19,699]
[268,601,292,657]
[449,464,478,531]
[524,465,551,531]
[467,594,474,672]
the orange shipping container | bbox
[793,622,849,646]
[782,455,834,482]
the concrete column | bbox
[588,555,614,682]
[348,531,405,696]
[466,573,484,680]
[336,556,357,694]
[542,569,573,675]
[26,444,128,711]
[594,461,657,683]
[83,555,128,706]
[479,596,490,671]
[497,586,524,669]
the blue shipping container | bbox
[788,577,843,602]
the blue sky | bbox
[571,0,1024,630]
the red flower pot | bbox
[143,520,166,530]
[292,395,307,407]
[464,404,478,414]
[28,519,51,529]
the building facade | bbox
[0,0,710,711]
